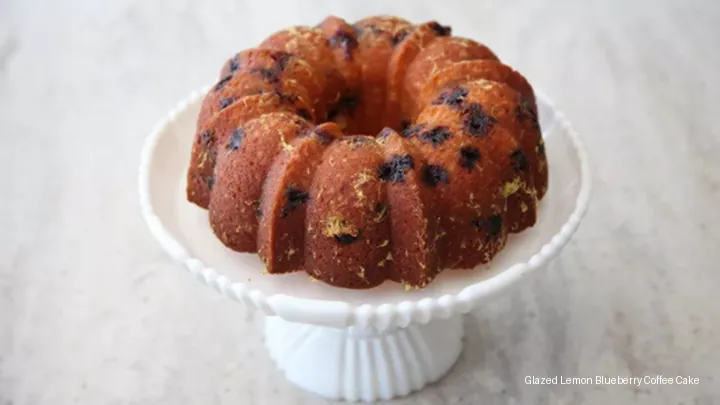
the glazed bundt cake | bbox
[187,15,548,289]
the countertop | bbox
[1,0,718,403]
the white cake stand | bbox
[139,87,591,402]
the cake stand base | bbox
[264,315,464,402]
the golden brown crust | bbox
[187,92,314,209]
[404,37,498,118]
[198,76,313,132]
[304,136,392,288]
[259,26,347,121]
[456,80,547,199]
[414,97,537,232]
[419,59,536,118]
[257,123,343,273]
[377,129,439,286]
[209,113,311,252]
[404,114,509,268]
[200,49,324,129]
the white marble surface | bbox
[1,0,719,403]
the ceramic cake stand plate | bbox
[139,87,591,402]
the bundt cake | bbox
[187,15,548,289]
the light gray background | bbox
[1,0,718,403]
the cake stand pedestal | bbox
[265,314,464,402]
[139,88,590,403]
